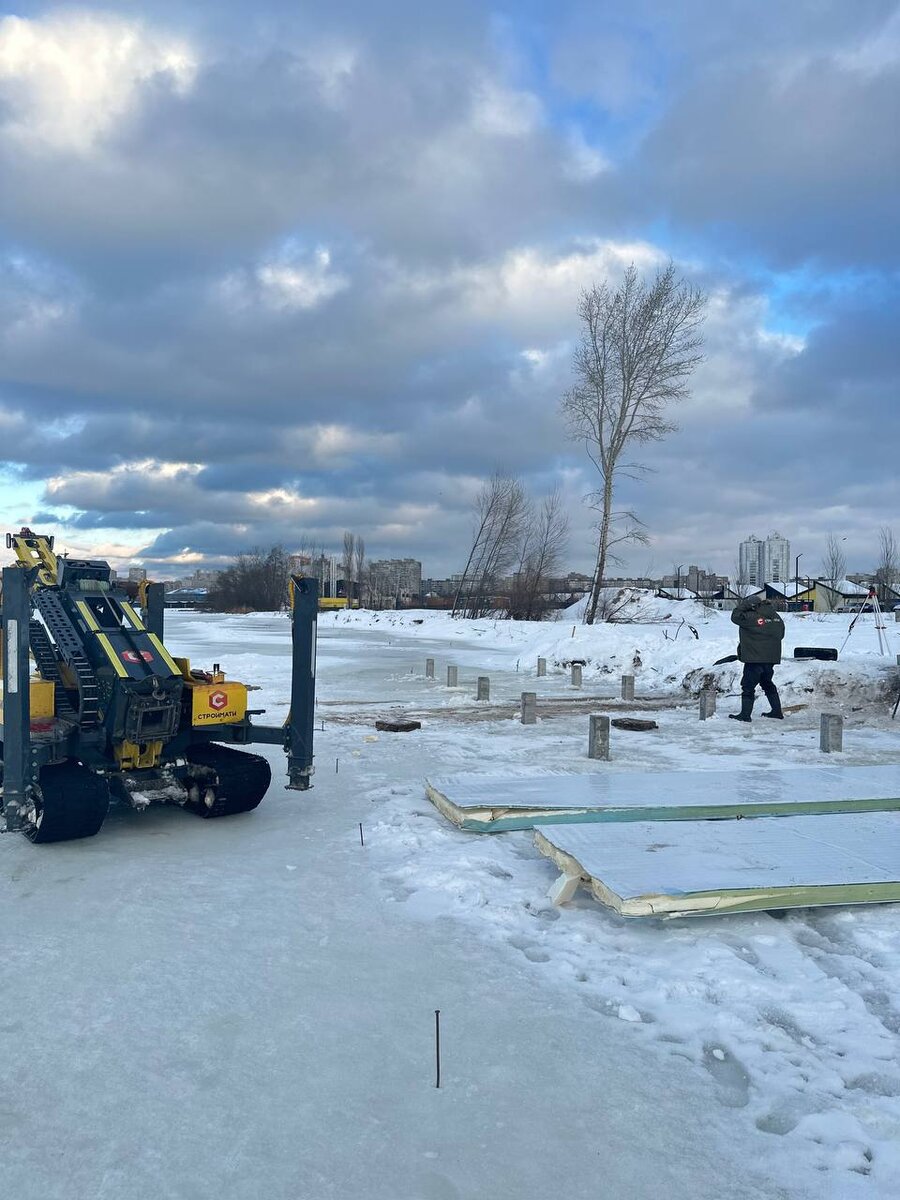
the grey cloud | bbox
[1,1,898,578]
[762,301,900,417]
[0,15,615,284]
[635,48,900,269]
[610,288,900,572]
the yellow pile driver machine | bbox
[0,529,317,842]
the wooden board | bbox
[534,812,900,918]
[425,765,900,832]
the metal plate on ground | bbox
[534,812,900,918]
[425,765,900,832]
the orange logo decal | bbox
[210,690,228,710]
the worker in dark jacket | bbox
[729,596,786,722]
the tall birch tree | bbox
[561,262,706,624]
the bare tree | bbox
[453,472,528,618]
[510,488,570,619]
[561,262,706,624]
[453,473,505,617]
[341,531,355,597]
[731,555,754,596]
[875,527,898,601]
[821,533,846,586]
[354,535,366,608]
[819,533,847,612]
[208,545,291,611]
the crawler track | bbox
[28,762,110,843]
[184,744,272,818]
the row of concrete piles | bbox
[425,657,849,757]
[426,656,635,697]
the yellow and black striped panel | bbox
[120,601,146,631]
[74,600,178,680]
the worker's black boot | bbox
[729,694,754,723]
[761,683,783,719]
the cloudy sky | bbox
[0,1,897,580]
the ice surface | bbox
[2,610,899,1199]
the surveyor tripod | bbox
[837,588,900,719]
[839,588,892,657]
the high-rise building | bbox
[762,533,790,584]
[738,533,791,586]
[367,558,423,605]
[738,536,761,585]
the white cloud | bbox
[45,460,203,504]
[2,293,71,343]
[398,238,665,336]
[245,488,320,515]
[672,288,805,423]
[471,79,542,137]
[562,129,611,181]
[0,253,79,346]
[257,250,348,311]
[219,247,348,314]
[470,240,662,315]
[0,12,197,153]
[303,424,401,463]
[385,241,806,423]
[291,41,359,106]
[834,7,900,75]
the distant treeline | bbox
[207,546,291,612]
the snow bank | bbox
[319,601,900,708]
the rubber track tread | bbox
[28,762,110,843]
[185,745,272,818]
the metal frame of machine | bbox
[0,529,318,842]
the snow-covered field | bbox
[2,605,899,1199]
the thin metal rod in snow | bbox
[359,822,365,846]
[434,1009,441,1089]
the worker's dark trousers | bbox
[739,663,782,719]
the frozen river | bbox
[1,612,898,1199]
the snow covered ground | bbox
[2,605,899,1199]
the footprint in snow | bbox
[761,1007,820,1049]
[382,874,416,903]
[507,935,550,964]
[702,1043,750,1109]
[845,1071,900,1097]
[754,1097,817,1136]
